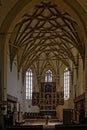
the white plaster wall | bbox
[6,54,40,113]
[7,55,22,103]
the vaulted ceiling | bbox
[7,0,85,75]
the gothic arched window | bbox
[45,70,53,82]
[26,68,33,99]
[64,68,70,100]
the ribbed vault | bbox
[9,1,85,76]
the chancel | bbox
[0,0,87,130]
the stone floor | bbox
[23,118,63,127]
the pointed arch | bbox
[45,69,53,82]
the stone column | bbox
[0,34,5,129]
[84,49,87,118]
[37,75,41,91]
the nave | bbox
[0,0,87,130]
